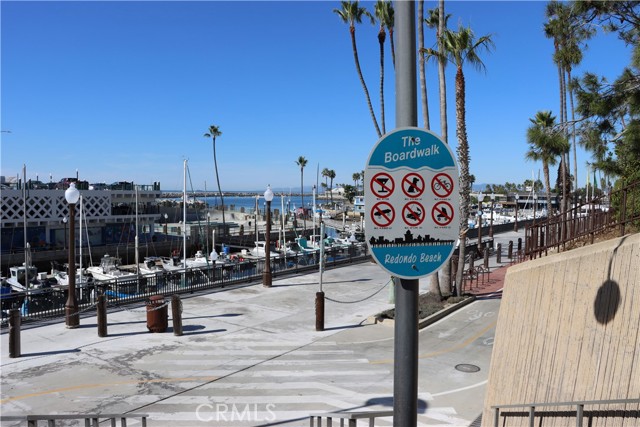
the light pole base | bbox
[65,306,80,329]
[263,271,272,288]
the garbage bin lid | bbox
[149,295,164,302]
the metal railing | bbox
[1,244,369,324]
[524,180,640,259]
[0,413,148,426]
[309,410,393,427]
[491,398,640,427]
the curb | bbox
[370,295,477,329]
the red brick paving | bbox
[462,259,518,298]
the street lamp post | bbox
[514,194,520,232]
[163,213,168,235]
[65,183,80,328]
[206,212,210,254]
[490,193,495,237]
[63,217,68,250]
[263,185,274,288]
[477,193,484,251]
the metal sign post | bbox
[364,2,460,425]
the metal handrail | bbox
[309,410,393,427]
[0,413,149,426]
[491,398,640,427]
[525,180,640,259]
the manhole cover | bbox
[455,364,481,373]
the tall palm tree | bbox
[425,3,452,294]
[204,125,225,233]
[352,172,361,194]
[327,169,336,204]
[321,167,331,200]
[439,24,494,290]
[296,156,308,232]
[374,0,393,135]
[334,1,381,137]
[547,1,594,197]
[418,0,430,130]
[426,4,451,143]
[526,111,570,215]
[385,3,395,68]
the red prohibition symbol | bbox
[370,201,395,227]
[431,173,454,198]
[402,201,425,227]
[432,201,454,226]
[370,172,394,198]
[402,173,425,198]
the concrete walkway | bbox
[1,230,526,427]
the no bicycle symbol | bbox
[431,173,454,198]
[432,201,454,226]
[371,201,395,227]
[371,172,395,198]
[402,173,425,198]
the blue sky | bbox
[0,1,632,192]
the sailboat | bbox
[161,160,213,271]
[6,165,58,293]
[87,186,141,282]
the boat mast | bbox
[22,164,29,287]
[183,159,187,268]
[79,195,83,287]
[135,184,139,275]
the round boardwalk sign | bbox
[364,127,459,279]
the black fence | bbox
[525,180,640,259]
[1,244,369,325]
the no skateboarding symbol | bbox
[432,201,454,226]
[371,172,394,198]
[402,173,425,198]
[403,201,425,227]
[371,201,395,227]
[431,173,454,198]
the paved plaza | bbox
[1,230,524,426]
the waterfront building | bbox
[1,181,161,254]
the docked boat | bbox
[87,254,139,282]
[138,257,165,275]
[250,241,279,259]
[186,250,213,268]
[6,263,58,293]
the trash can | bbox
[146,295,168,333]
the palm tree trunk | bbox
[438,0,448,144]
[389,28,396,69]
[437,0,450,294]
[378,29,386,135]
[330,177,334,204]
[543,161,552,218]
[212,137,226,234]
[350,27,381,137]
[301,169,305,233]
[418,0,430,130]
[454,67,470,290]
[560,67,569,215]
[568,68,578,197]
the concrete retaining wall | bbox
[482,233,640,427]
